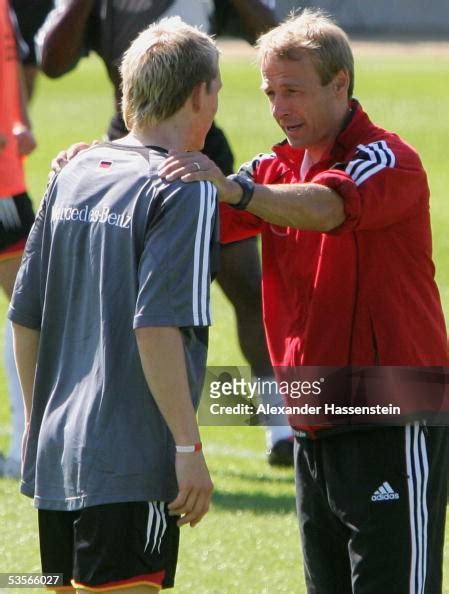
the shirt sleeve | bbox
[311,139,430,233]
[134,180,218,329]
[7,195,48,330]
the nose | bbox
[272,95,290,120]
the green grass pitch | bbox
[0,45,448,593]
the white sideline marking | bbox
[205,443,265,460]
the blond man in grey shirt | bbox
[9,17,220,593]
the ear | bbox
[333,70,349,97]
[190,81,207,113]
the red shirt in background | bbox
[0,0,26,197]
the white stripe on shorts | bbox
[405,422,429,594]
[144,501,168,555]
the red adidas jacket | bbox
[221,101,448,367]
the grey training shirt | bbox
[8,143,218,510]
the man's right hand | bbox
[159,151,242,205]
[168,451,213,528]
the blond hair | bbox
[120,17,219,130]
[256,8,354,97]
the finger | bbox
[56,150,68,162]
[168,487,191,512]
[164,164,215,183]
[189,500,210,528]
[170,490,198,516]
[179,489,212,527]
[67,142,89,160]
[179,171,217,184]
[159,162,190,178]
[162,153,196,166]
[52,157,68,172]
[161,165,194,181]
[180,173,205,183]
[177,506,201,527]
[177,512,197,528]
[159,154,202,175]
[50,151,68,173]
[67,147,79,160]
[177,494,210,528]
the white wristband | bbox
[175,442,202,453]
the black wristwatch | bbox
[227,174,255,210]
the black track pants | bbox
[295,424,449,594]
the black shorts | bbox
[11,0,53,65]
[38,501,180,591]
[0,193,35,257]
[295,424,449,594]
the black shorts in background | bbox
[11,0,53,65]
[38,501,180,591]
[0,193,35,253]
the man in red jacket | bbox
[161,8,449,593]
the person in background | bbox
[9,17,217,592]
[11,0,53,100]
[36,0,294,465]
[0,0,36,479]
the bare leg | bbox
[22,64,39,102]
[216,237,271,376]
[0,254,22,299]
[216,238,293,465]
[0,255,24,476]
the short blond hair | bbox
[256,8,354,98]
[120,17,219,130]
